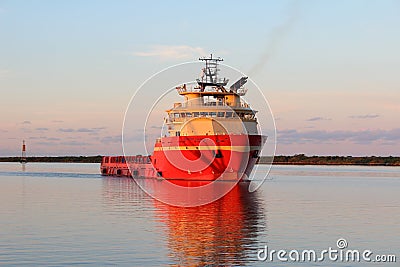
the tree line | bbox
[259,154,400,166]
[0,156,102,163]
[0,154,399,166]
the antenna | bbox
[196,54,228,91]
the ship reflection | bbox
[102,178,266,266]
[154,183,266,266]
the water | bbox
[0,162,399,266]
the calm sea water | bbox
[0,162,399,266]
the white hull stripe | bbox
[154,145,261,152]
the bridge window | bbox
[217,112,225,117]
[226,112,233,118]
[193,112,199,117]
[210,112,217,117]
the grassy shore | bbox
[0,156,103,163]
[1,154,399,166]
[260,154,400,166]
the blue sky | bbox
[0,0,399,156]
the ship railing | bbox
[124,155,151,164]
[167,111,256,122]
[176,85,202,93]
[180,101,250,108]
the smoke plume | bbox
[248,1,300,76]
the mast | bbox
[196,54,228,92]
[20,140,27,164]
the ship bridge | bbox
[165,55,258,137]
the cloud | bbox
[36,127,49,131]
[34,137,62,145]
[306,117,331,122]
[77,128,96,133]
[100,134,143,144]
[349,114,380,119]
[93,127,107,131]
[20,128,32,133]
[100,135,121,144]
[58,127,106,133]
[278,128,400,145]
[22,120,31,125]
[29,136,59,141]
[35,142,55,146]
[60,141,91,146]
[52,120,64,123]
[58,128,74,132]
[150,125,163,129]
[134,45,207,60]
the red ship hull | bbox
[101,134,265,182]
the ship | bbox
[101,55,267,182]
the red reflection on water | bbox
[134,178,244,207]
[153,183,263,266]
[102,178,265,265]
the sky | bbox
[0,0,399,156]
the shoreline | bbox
[0,155,399,166]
